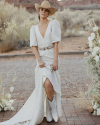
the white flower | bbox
[91,33,95,40]
[92,51,96,56]
[45,64,53,72]
[94,56,99,62]
[99,39,100,44]
[97,108,100,115]
[6,94,11,99]
[9,99,14,104]
[91,100,95,106]
[11,107,14,111]
[0,103,3,108]
[93,26,98,31]
[89,41,93,48]
[93,102,99,109]
[10,87,14,92]
[92,110,97,116]
[88,36,92,42]
[88,33,95,42]
[88,21,92,27]
[93,47,100,54]
[84,52,88,56]
[7,103,11,108]
[2,99,7,106]
[4,107,8,111]
[89,47,93,51]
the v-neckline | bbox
[37,20,51,39]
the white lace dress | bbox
[0,19,62,125]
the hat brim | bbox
[35,3,56,16]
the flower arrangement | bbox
[0,73,16,111]
[84,19,100,116]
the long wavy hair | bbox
[38,8,50,22]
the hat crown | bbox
[41,1,50,8]
[35,0,56,16]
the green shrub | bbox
[0,0,37,52]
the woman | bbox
[0,1,62,125]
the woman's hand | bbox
[51,60,58,71]
[38,60,46,68]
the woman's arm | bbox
[31,46,45,68]
[51,19,61,71]
[51,42,59,71]
[54,42,59,62]
[31,46,41,62]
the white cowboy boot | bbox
[47,95,58,122]
[46,95,53,122]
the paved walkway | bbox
[0,55,100,125]
[0,98,100,125]
[0,54,92,99]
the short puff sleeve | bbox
[30,25,38,47]
[51,19,61,43]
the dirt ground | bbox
[0,36,89,55]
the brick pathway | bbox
[0,55,100,125]
[0,98,100,125]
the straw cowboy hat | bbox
[34,1,56,16]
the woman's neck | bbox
[39,18,49,25]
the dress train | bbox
[0,57,62,125]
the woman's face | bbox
[38,8,50,19]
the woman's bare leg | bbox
[44,78,55,101]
